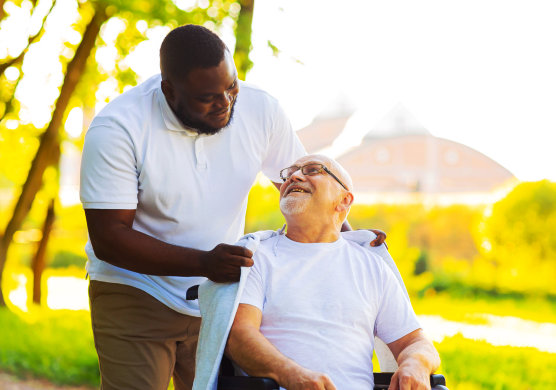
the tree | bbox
[0,0,256,306]
[481,180,556,295]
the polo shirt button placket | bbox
[194,136,207,170]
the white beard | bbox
[280,195,310,215]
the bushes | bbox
[244,180,556,298]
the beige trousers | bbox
[89,281,202,390]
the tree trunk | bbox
[31,199,56,305]
[234,0,255,80]
[0,6,107,307]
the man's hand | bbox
[369,229,387,247]
[281,366,337,390]
[340,220,387,247]
[387,330,440,390]
[201,243,254,282]
[388,360,431,390]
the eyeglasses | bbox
[279,163,348,191]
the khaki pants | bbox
[89,281,201,390]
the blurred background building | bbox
[297,104,517,205]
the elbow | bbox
[88,228,123,265]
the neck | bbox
[284,218,341,243]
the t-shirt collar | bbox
[157,86,201,137]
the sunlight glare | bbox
[65,106,83,138]
[100,16,126,43]
[174,0,197,12]
[4,66,20,81]
[46,276,89,310]
[135,19,148,34]
[5,119,18,129]
[8,274,28,312]
[95,46,118,72]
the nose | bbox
[289,169,306,182]
[216,90,234,109]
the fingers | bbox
[388,371,399,390]
[220,244,253,258]
[224,254,254,267]
[369,229,387,247]
[204,244,255,282]
[323,376,337,390]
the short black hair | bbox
[160,24,227,82]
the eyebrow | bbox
[197,77,238,98]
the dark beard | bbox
[174,100,236,135]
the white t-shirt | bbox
[80,74,306,316]
[240,235,421,389]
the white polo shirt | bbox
[80,74,305,316]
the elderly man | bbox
[226,154,440,390]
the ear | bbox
[161,79,175,103]
[336,191,354,212]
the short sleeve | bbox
[80,123,139,209]
[374,266,421,344]
[261,102,306,183]
[239,258,266,311]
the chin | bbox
[176,104,235,135]
[280,197,309,215]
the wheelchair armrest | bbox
[218,373,448,390]
[217,375,279,390]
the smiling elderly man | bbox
[225,154,440,390]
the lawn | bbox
[1,296,555,389]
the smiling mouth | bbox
[211,108,229,118]
[286,187,311,196]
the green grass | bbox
[412,292,556,325]
[436,334,556,389]
[0,306,99,387]
[1,301,555,389]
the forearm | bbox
[90,223,205,276]
[226,325,302,385]
[396,337,440,374]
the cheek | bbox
[181,98,210,118]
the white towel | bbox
[192,229,405,390]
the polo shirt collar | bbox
[157,86,200,137]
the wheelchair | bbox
[187,285,449,390]
[216,355,449,389]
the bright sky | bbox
[246,0,556,182]
[3,0,555,184]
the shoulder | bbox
[90,74,162,130]
[236,81,281,112]
[343,239,390,274]
[252,234,281,265]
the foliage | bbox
[244,180,556,298]
[412,292,556,325]
[480,180,556,295]
[245,177,284,232]
[0,307,99,386]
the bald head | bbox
[279,154,354,233]
[312,154,353,192]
